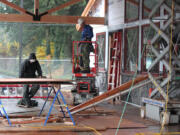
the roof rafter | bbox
[76,0,97,30]
[0,0,104,25]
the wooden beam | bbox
[82,0,96,16]
[0,14,33,23]
[4,117,62,125]
[76,0,97,30]
[45,0,83,15]
[34,0,39,14]
[0,14,105,24]
[0,0,31,15]
[70,75,148,114]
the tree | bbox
[0,0,87,59]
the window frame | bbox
[125,0,140,23]
[141,24,160,74]
[96,32,106,71]
[124,26,139,74]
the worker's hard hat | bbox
[78,18,84,25]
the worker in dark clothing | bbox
[17,53,42,108]
[78,18,94,73]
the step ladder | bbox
[39,86,75,126]
[108,32,121,91]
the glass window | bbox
[124,27,138,72]
[143,0,160,18]
[96,33,106,70]
[125,0,139,22]
[142,25,159,73]
[0,24,81,79]
[0,0,87,79]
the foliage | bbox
[0,0,87,78]
[0,0,87,59]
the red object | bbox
[77,82,90,93]
[149,88,153,97]
[108,32,122,91]
[72,41,98,76]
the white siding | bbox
[108,0,124,26]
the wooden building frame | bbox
[0,0,105,25]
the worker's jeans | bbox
[79,42,91,70]
[23,84,40,100]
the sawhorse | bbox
[39,86,75,126]
[0,86,75,126]
[0,100,12,126]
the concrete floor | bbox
[0,99,58,115]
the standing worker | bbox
[17,53,42,108]
[78,18,94,73]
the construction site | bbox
[0,0,179,135]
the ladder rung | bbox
[109,83,114,85]
[114,39,118,41]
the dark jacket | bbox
[81,25,93,41]
[19,57,42,78]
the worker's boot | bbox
[17,98,31,108]
[17,99,23,106]
[81,67,90,73]
[30,100,38,107]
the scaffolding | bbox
[142,0,180,125]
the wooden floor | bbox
[0,99,179,135]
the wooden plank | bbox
[0,14,104,24]
[46,0,83,15]
[76,115,147,129]
[76,0,97,30]
[0,14,33,23]
[0,78,73,84]
[0,126,97,132]
[81,0,96,17]
[2,114,54,119]
[70,75,148,113]
[3,117,62,124]
[0,0,31,14]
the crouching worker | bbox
[17,53,42,108]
